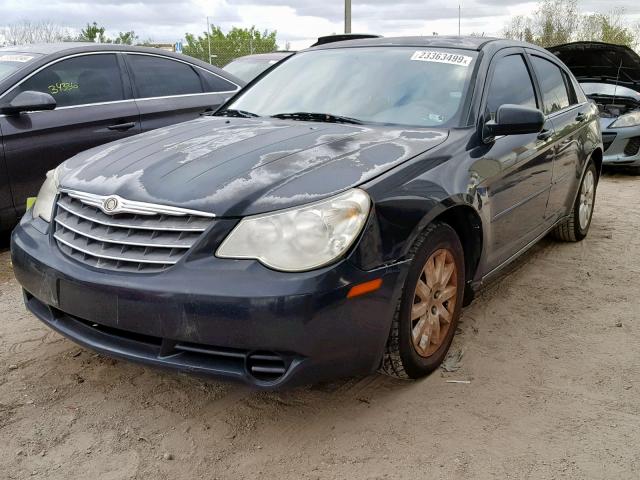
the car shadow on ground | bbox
[0,231,10,253]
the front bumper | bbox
[601,125,640,167]
[11,212,409,388]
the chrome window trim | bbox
[0,50,240,114]
[60,189,216,218]
[0,90,232,117]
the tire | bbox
[551,161,597,242]
[381,222,465,379]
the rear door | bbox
[0,121,16,229]
[124,53,240,132]
[480,49,556,270]
[0,52,140,216]
[528,53,588,221]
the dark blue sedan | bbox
[11,36,602,388]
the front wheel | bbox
[381,222,465,379]
[551,161,597,242]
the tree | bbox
[578,10,636,48]
[77,22,111,43]
[183,26,278,67]
[503,0,638,49]
[2,20,72,45]
[114,31,137,45]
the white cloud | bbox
[0,0,638,49]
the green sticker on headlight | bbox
[26,197,37,210]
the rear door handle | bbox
[576,112,587,122]
[537,129,553,141]
[107,122,136,131]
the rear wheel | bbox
[551,161,597,242]
[381,222,465,379]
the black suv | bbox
[0,43,243,230]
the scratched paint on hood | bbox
[60,116,448,216]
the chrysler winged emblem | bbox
[103,197,119,213]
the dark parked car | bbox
[549,42,640,172]
[11,36,602,388]
[223,52,294,83]
[0,43,243,230]
[223,35,382,82]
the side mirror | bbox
[0,90,57,115]
[483,104,545,142]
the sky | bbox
[0,0,639,49]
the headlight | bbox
[32,167,61,222]
[609,111,640,128]
[216,189,371,272]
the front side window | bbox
[12,54,124,107]
[225,47,479,128]
[531,56,571,115]
[486,54,537,119]
[127,55,203,98]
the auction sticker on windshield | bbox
[0,54,34,63]
[411,51,472,67]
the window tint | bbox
[202,71,237,93]
[14,54,123,107]
[127,55,203,98]
[486,54,536,119]
[531,56,571,114]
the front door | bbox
[0,53,140,216]
[478,50,555,270]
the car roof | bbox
[307,35,542,53]
[229,52,294,63]
[0,42,245,95]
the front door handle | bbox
[107,122,136,131]
[537,129,553,141]
[576,112,587,122]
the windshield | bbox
[580,82,640,100]
[224,57,284,83]
[0,52,41,82]
[225,47,478,128]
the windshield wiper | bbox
[214,108,261,118]
[271,112,364,125]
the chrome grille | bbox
[54,191,215,273]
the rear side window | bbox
[202,72,237,93]
[531,56,571,114]
[13,54,124,107]
[486,54,537,119]
[127,55,203,98]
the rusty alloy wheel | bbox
[410,248,458,358]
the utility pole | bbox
[458,4,461,36]
[345,0,352,34]
[206,16,212,64]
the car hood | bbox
[549,42,640,90]
[59,116,448,217]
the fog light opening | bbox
[246,351,287,383]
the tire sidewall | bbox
[397,224,465,378]
[574,161,597,239]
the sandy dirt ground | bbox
[0,172,639,480]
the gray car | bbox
[0,43,244,230]
[551,42,640,172]
[223,52,293,83]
